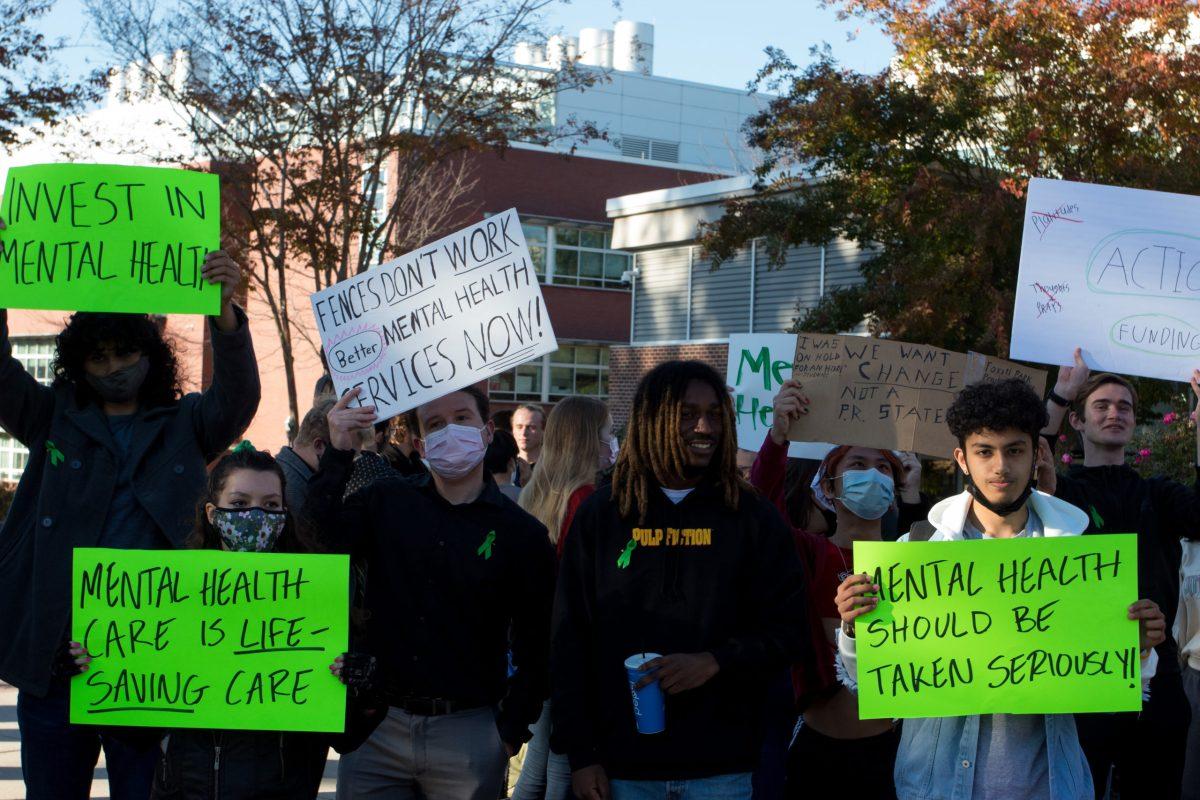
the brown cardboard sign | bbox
[787,334,1047,458]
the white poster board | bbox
[1011,178,1200,381]
[726,334,834,461]
[311,209,557,420]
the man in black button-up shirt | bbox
[307,385,555,800]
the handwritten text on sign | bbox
[311,209,557,421]
[725,334,834,459]
[0,164,220,314]
[1011,177,1200,381]
[853,535,1140,719]
[70,549,349,732]
[786,333,1046,459]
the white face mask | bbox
[600,434,619,469]
[421,424,487,479]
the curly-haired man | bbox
[835,378,1165,800]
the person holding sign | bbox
[551,360,808,800]
[307,385,556,800]
[0,215,260,800]
[1039,352,1200,799]
[748,380,904,798]
[835,378,1165,800]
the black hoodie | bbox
[550,481,808,781]
[1054,463,1200,670]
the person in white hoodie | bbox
[833,378,1166,800]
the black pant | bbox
[784,722,899,800]
[1076,668,1192,799]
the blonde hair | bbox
[519,396,610,544]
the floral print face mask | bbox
[211,507,288,552]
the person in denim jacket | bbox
[834,379,1165,800]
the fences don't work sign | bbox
[311,209,558,421]
[852,535,1141,719]
[70,548,349,732]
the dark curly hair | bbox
[946,378,1048,448]
[187,447,321,553]
[52,313,182,409]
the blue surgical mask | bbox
[836,468,895,520]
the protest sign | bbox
[853,534,1140,719]
[1011,177,1200,382]
[726,333,833,460]
[0,164,220,315]
[70,548,349,732]
[311,209,557,422]
[786,333,1046,459]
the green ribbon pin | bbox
[1089,505,1105,529]
[616,538,637,569]
[477,530,496,560]
[45,441,64,467]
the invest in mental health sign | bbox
[0,164,221,315]
[1011,177,1200,382]
[852,535,1141,719]
[310,209,557,422]
[70,548,349,732]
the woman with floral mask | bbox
[513,395,615,800]
[68,445,376,799]
[747,382,905,799]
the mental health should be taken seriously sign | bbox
[786,333,1046,459]
[852,535,1141,719]
[0,164,221,315]
[311,209,557,422]
[70,548,349,732]
[1011,177,1200,382]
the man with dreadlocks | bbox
[551,360,808,800]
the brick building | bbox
[0,21,769,476]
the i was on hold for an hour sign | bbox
[852,535,1141,719]
[70,548,349,732]
[0,163,221,315]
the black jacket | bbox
[304,448,555,745]
[0,307,260,696]
[1054,463,1200,670]
[551,482,808,781]
[151,730,328,800]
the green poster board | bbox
[70,548,349,732]
[1,163,220,314]
[852,534,1141,719]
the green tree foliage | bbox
[702,0,1200,365]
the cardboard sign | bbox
[726,334,834,460]
[311,209,557,421]
[786,333,1046,459]
[0,164,221,314]
[852,535,1141,719]
[1011,177,1200,382]
[70,548,349,732]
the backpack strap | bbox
[907,520,937,542]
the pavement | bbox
[0,682,338,799]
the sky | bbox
[38,0,895,91]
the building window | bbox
[361,166,388,225]
[0,337,56,482]
[519,221,632,289]
[488,342,610,401]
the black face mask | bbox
[965,472,1035,517]
[85,357,149,404]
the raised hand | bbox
[326,387,377,452]
[770,379,809,445]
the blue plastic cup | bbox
[624,652,666,734]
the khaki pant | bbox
[336,705,507,800]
